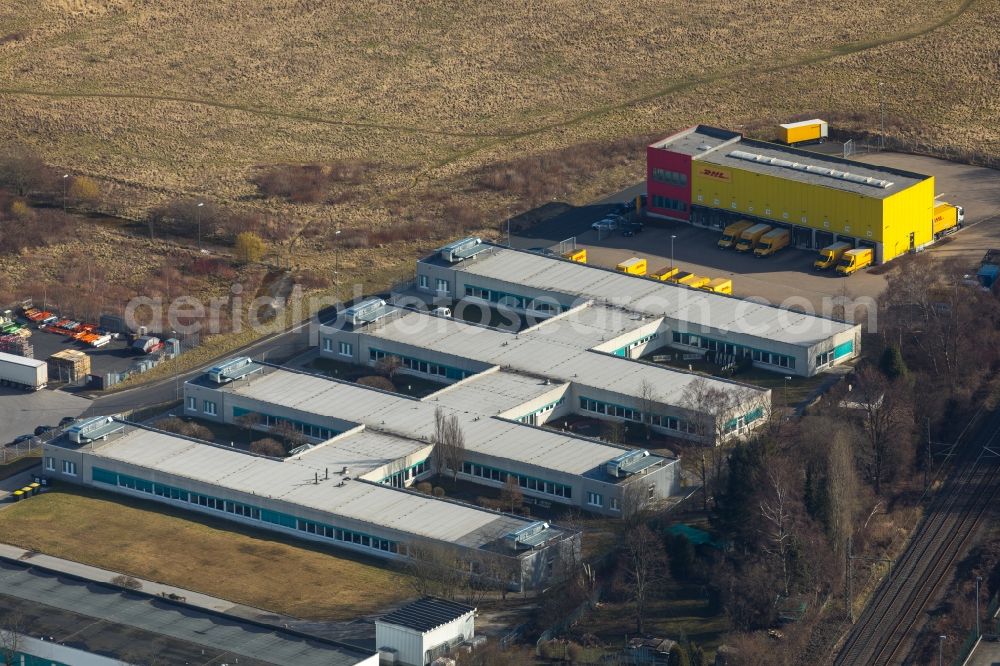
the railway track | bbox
[834,408,1000,666]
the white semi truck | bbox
[0,351,47,390]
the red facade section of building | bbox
[646,145,693,221]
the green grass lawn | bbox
[0,485,414,620]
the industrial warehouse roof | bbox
[649,125,741,157]
[437,246,857,347]
[379,597,475,633]
[651,125,929,198]
[223,367,665,478]
[0,559,374,666]
[65,424,531,549]
[351,305,761,407]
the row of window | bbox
[380,459,430,488]
[586,490,621,510]
[463,285,563,314]
[92,467,400,554]
[461,461,573,499]
[184,397,218,416]
[613,332,659,357]
[368,348,471,381]
[816,340,854,368]
[231,406,338,441]
[322,338,353,357]
[652,196,689,212]
[651,168,688,186]
[671,331,796,369]
[45,457,76,476]
[515,397,565,424]
[417,275,450,293]
[578,396,696,434]
[723,407,766,434]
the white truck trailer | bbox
[0,351,47,390]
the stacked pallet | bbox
[48,349,91,382]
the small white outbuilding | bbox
[375,597,476,666]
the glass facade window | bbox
[587,491,604,507]
[463,285,565,314]
[515,397,565,424]
[62,460,77,476]
[380,458,430,488]
[368,347,471,381]
[45,457,55,471]
[203,400,217,416]
[651,168,688,186]
[652,195,688,212]
[323,338,333,352]
[460,461,572,499]
[418,275,429,289]
[338,341,352,357]
[671,331,796,370]
[578,395,695,434]
[436,278,449,293]
[92,467,399,555]
[186,396,197,411]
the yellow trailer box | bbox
[677,274,709,288]
[735,224,772,252]
[616,257,647,275]
[779,119,829,145]
[754,228,791,257]
[702,277,733,294]
[813,241,853,270]
[835,248,873,276]
[563,248,587,263]
[649,266,679,281]
[718,220,754,249]
[667,270,692,283]
[932,203,964,238]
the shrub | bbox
[357,375,396,392]
[156,416,213,440]
[432,486,446,497]
[416,482,433,494]
[250,438,286,457]
[111,574,143,590]
[235,232,266,263]
[69,176,101,207]
[251,161,375,203]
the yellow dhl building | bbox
[647,125,937,263]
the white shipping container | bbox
[0,350,47,390]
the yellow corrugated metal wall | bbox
[691,161,934,259]
[881,176,935,261]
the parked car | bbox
[58,416,76,427]
[10,434,32,445]
[33,425,54,436]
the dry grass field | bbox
[0,486,414,620]
[0,0,997,337]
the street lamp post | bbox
[670,234,677,272]
[976,576,983,637]
[784,375,792,409]
[334,228,341,285]
[938,635,946,666]
[62,174,69,212]
[196,202,205,251]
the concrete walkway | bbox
[0,542,290,624]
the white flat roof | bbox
[448,247,857,347]
[0,351,45,368]
[358,306,761,406]
[84,426,526,549]
[226,368,652,477]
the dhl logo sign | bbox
[697,166,730,182]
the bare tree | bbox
[432,407,465,481]
[759,466,794,596]
[0,612,26,666]
[825,429,861,556]
[500,475,523,513]
[621,524,669,634]
[853,366,911,495]
[637,378,658,441]
[405,542,466,600]
[602,419,625,444]
[234,411,260,445]
[271,420,307,453]
[111,574,143,590]
[249,438,286,457]
[376,354,403,380]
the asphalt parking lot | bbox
[0,386,89,445]
[513,151,1000,312]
